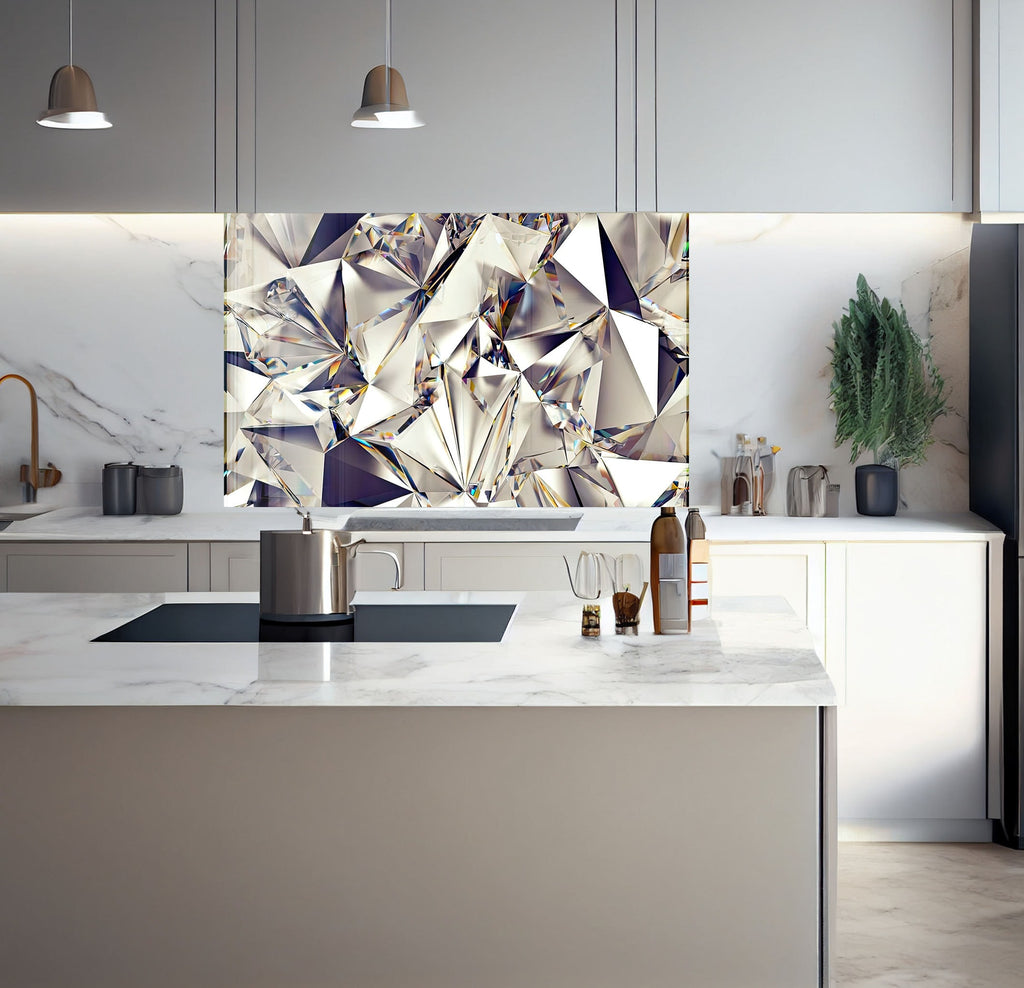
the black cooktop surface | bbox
[93,602,516,644]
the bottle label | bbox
[657,577,688,632]
[658,553,687,582]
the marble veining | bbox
[901,246,971,512]
[0,591,836,708]
[0,214,224,511]
[689,213,973,517]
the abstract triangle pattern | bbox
[224,212,689,508]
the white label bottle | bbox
[651,505,688,633]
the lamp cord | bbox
[69,0,73,66]
[384,0,391,105]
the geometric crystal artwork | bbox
[224,212,688,508]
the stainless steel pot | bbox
[259,512,401,619]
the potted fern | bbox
[829,274,946,515]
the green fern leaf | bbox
[829,274,946,467]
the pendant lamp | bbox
[37,0,112,129]
[351,0,423,129]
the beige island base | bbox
[0,591,836,988]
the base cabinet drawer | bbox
[1,543,188,593]
[424,542,649,591]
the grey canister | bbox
[102,462,137,515]
[136,465,184,515]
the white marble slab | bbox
[0,214,224,512]
[0,505,652,542]
[0,591,836,708]
[0,505,1002,544]
[689,213,973,517]
[0,213,973,518]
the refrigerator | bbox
[969,222,1024,849]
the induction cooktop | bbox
[93,602,516,644]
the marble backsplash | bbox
[0,212,973,515]
[0,214,224,512]
[689,213,973,515]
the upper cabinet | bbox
[245,0,618,213]
[0,0,215,212]
[654,0,972,212]
[977,0,1024,214]
[0,0,979,213]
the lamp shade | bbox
[351,65,423,128]
[37,65,112,129]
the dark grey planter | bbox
[855,464,899,516]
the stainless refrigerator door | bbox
[969,223,1021,539]
[1002,554,1024,848]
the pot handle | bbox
[333,536,401,589]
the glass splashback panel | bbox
[224,212,688,508]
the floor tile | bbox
[836,843,1024,987]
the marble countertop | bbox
[0,591,836,708]
[0,505,1003,544]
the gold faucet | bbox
[0,374,62,503]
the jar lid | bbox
[138,465,182,478]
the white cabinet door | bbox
[655,0,971,211]
[982,0,1024,210]
[837,542,988,840]
[0,0,215,211]
[209,542,260,592]
[249,0,617,211]
[208,541,424,592]
[358,542,424,591]
[1,543,188,593]
[425,542,648,591]
[708,543,825,659]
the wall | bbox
[0,212,972,515]
[691,214,972,515]
[0,215,223,511]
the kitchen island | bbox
[0,591,836,988]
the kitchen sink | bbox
[342,510,582,532]
[0,504,56,523]
[93,601,516,644]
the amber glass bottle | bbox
[650,505,687,633]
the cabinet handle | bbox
[950,0,955,204]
